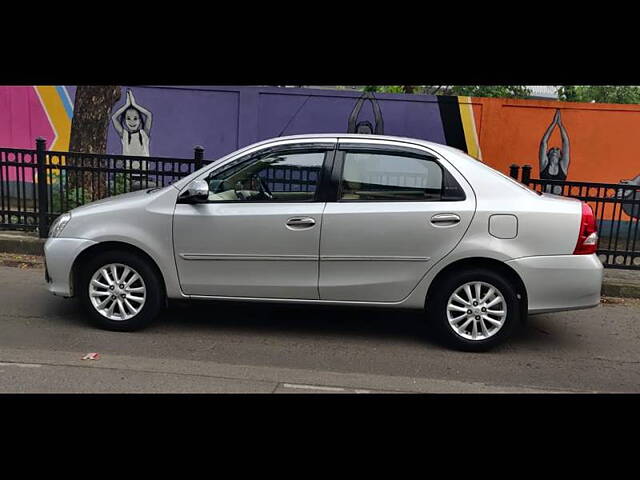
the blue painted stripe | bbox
[55,86,73,118]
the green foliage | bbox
[447,85,532,98]
[363,85,406,93]
[112,173,128,196]
[380,86,406,94]
[49,172,129,213]
[557,86,640,104]
[361,85,532,98]
[50,172,92,212]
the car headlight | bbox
[48,213,72,238]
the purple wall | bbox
[102,86,448,161]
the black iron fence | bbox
[0,138,327,238]
[509,164,640,269]
[1,138,207,237]
[258,165,320,193]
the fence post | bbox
[36,137,48,238]
[521,164,532,184]
[194,145,204,171]
[509,164,520,181]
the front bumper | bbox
[44,237,96,297]
[506,254,603,314]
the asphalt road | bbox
[0,265,639,393]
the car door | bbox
[319,139,476,302]
[173,140,336,299]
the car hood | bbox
[69,187,168,216]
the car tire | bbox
[78,250,164,331]
[427,268,521,352]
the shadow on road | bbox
[158,300,566,352]
[162,299,443,345]
[45,294,572,353]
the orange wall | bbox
[471,96,640,184]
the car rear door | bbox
[318,139,476,302]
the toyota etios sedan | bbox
[44,134,603,351]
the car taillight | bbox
[573,202,598,255]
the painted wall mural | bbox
[0,86,73,151]
[2,85,640,199]
[539,109,570,193]
[347,92,384,134]
[0,86,73,183]
[466,96,640,190]
[618,174,640,219]
[110,89,152,174]
[111,89,153,157]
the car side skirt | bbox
[187,294,421,308]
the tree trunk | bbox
[68,86,121,199]
[402,85,415,94]
[69,86,121,153]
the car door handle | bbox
[430,213,461,226]
[286,217,316,230]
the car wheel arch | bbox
[425,257,528,321]
[70,241,167,300]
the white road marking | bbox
[282,383,373,393]
[0,362,42,368]
[282,383,346,392]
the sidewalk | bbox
[0,230,43,256]
[1,230,640,299]
[602,269,640,298]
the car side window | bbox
[339,151,446,201]
[206,150,325,202]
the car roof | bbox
[267,133,445,149]
[171,133,477,192]
[251,133,470,160]
[274,133,477,162]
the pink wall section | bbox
[0,87,55,182]
[0,87,55,149]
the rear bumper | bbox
[506,254,603,314]
[44,237,96,297]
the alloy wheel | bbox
[88,263,147,321]
[446,281,507,341]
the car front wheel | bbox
[78,250,164,331]
[428,268,521,351]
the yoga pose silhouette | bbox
[539,109,570,194]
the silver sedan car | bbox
[44,134,603,351]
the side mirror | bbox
[180,179,209,203]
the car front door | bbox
[173,140,336,299]
[319,140,476,302]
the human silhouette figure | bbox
[111,89,153,157]
[539,109,570,194]
[617,173,640,219]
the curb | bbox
[601,282,640,299]
[0,235,45,256]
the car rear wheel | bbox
[78,250,164,331]
[428,268,521,351]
